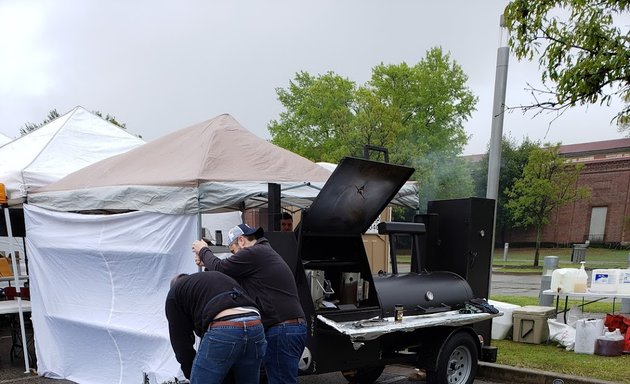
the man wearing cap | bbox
[192,224,306,384]
[165,271,266,384]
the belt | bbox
[274,318,305,326]
[210,319,262,328]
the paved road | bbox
[490,273,543,297]
[298,365,502,384]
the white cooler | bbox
[488,299,521,340]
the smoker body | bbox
[266,157,497,384]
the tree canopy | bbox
[505,143,590,266]
[269,47,477,210]
[20,109,127,136]
[269,47,477,165]
[504,1,630,134]
[472,136,540,244]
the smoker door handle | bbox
[316,278,335,295]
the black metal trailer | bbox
[265,157,500,384]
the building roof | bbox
[559,138,630,156]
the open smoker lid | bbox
[301,157,414,235]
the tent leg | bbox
[3,206,30,373]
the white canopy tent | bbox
[0,106,145,205]
[0,106,145,373]
[25,114,334,383]
[0,133,12,146]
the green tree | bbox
[269,47,477,166]
[20,109,127,136]
[269,48,477,209]
[505,143,590,266]
[472,137,539,244]
[503,1,630,135]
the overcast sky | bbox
[1,0,627,155]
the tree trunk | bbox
[533,226,541,267]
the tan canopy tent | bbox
[29,114,332,214]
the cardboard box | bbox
[512,305,556,344]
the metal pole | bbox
[503,243,509,262]
[486,15,510,304]
[2,206,30,372]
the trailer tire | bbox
[341,365,385,384]
[425,332,478,384]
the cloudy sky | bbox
[1,0,627,155]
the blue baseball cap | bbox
[227,223,264,246]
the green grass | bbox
[488,247,629,384]
[492,339,629,383]
[493,246,630,273]
[490,294,618,314]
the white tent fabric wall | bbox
[24,205,197,384]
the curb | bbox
[477,362,619,384]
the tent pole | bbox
[2,205,31,373]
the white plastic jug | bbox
[550,268,578,293]
[618,269,630,294]
[573,262,588,293]
[590,269,619,293]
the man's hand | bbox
[192,240,207,267]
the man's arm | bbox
[192,241,255,278]
[165,300,196,379]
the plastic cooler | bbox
[488,299,521,340]
[512,305,556,344]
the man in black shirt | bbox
[192,224,306,384]
[165,271,266,384]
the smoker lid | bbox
[301,157,414,234]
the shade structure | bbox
[0,133,11,146]
[0,106,145,204]
[29,114,332,214]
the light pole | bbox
[486,14,510,298]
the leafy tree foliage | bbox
[505,143,590,266]
[269,47,477,209]
[504,1,630,134]
[20,109,127,136]
[472,137,539,245]
[269,47,476,165]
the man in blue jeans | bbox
[193,224,307,384]
[165,271,267,384]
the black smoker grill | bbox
[265,157,499,384]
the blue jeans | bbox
[264,322,307,384]
[191,317,267,384]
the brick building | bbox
[507,138,630,246]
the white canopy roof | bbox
[29,114,333,214]
[0,106,145,204]
[0,133,12,146]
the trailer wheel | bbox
[426,332,477,384]
[341,366,385,384]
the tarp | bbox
[0,106,145,204]
[29,113,332,214]
[25,204,197,383]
